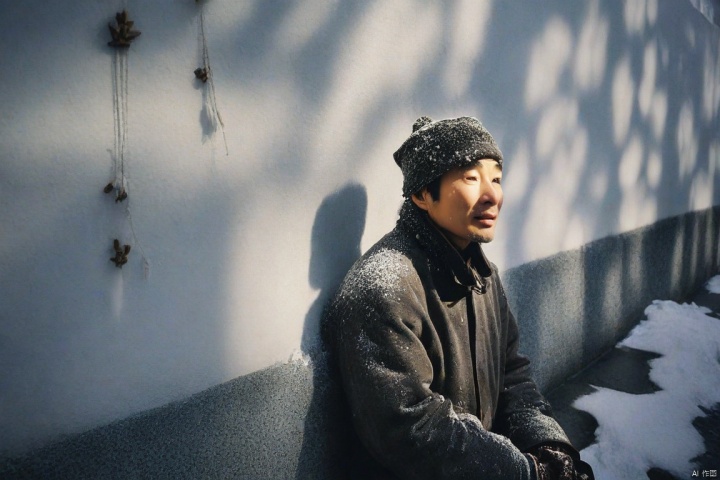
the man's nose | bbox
[479,179,500,205]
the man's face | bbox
[412,159,503,250]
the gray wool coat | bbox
[325,200,574,479]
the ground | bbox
[548,275,720,480]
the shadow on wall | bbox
[302,183,368,354]
[0,184,368,479]
[502,206,720,393]
[477,0,720,269]
[296,182,368,479]
[2,0,719,471]
[475,0,719,392]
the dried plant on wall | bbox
[195,1,228,155]
[107,10,141,48]
[110,239,132,268]
[104,9,149,276]
[106,9,139,204]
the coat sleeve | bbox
[329,265,536,480]
[491,281,576,454]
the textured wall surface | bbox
[504,205,720,391]
[1,0,719,466]
[0,358,349,480]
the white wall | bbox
[1,0,718,454]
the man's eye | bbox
[466,176,478,181]
[493,177,502,184]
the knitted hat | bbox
[393,116,503,197]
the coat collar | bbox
[397,200,492,290]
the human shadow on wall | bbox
[301,183,368,354]
[296,183,367,479]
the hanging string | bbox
[111,48,129,202]
[121,49,129,190]
[199,7,228,156]
[124,199,151,278]
[120,46,149,276]
[108,6,148,277]
[112,49,129,190]
[112,50,121,187]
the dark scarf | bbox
[397,199,492,293]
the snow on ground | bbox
[706,275,720,294]
[573,277,720,479]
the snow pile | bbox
[287,349,312,367]
[574,299,720,479]
[705,274,720,293]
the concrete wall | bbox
[0,359,351,480]
[1,0,719,475]
[504,206,720,391]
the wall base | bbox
[503,206,720,391]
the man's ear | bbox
[411,188,432,212]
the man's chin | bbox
[470,231,495,244]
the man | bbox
[324,116,594,479]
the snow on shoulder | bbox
[335,247,412,303]
[573,299,720,479]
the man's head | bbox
[412,160,503,248]
[394,116,504,249]
[393,116,503,198]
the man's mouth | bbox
[473,213,497,227]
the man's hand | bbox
[527,445,592,480]
[534,446,574,480]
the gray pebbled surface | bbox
[0,357,351,480]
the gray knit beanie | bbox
[393,116,503,197]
